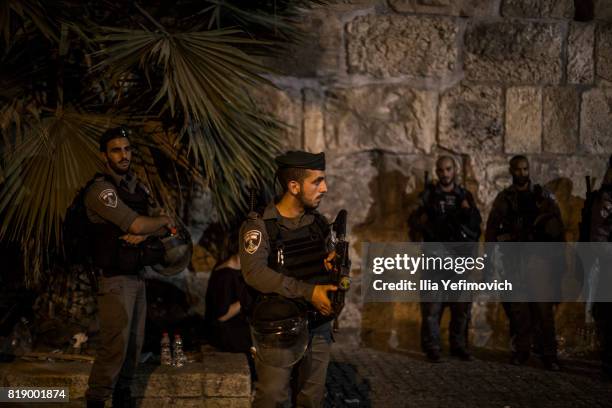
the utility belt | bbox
[249,294,332,332]
[87,266,142,294]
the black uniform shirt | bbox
[591,187,612,244]
[485,183,559,242]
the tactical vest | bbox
[421,185,478,242]
[423,184,464,218]
[89,173,150,276]
[264,213,331,285]
[497,187,540,242]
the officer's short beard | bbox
[439,176,455,188]
[297,190,319,211]
[108,160,130,176]
[512,175,530,188]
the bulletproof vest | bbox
[264,213,330,285]
[498,187,539,241]
[424,185,463,218]
[422,185,466,241]
[89,174,150,275]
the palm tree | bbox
[0,0,318,286]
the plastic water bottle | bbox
[160,332,172,366]
[173,334,186,368]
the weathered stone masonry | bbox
[250,0,612,350]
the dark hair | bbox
[226,228,240,257]
[509,155,529,168]
[277,167,308,192]
[99,127,130,152]
[436,155,456,169]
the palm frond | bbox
[0,0,58,46]
[0,107,119,284]
[94,26,282,222]
[198,0,294,37]
[94,27,275,122]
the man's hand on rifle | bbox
[324,250,337,272]
[310,284,338,316]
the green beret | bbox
[275,151,325,171]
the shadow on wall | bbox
[353,158,596,357]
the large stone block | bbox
[543,87,579,154]
[264,6,346,77]
[505,87,542,154]
[346,14,460,79]
[0,355,251,402]
[501,0,574,18]
[387,0,498,16]
[475,155,513,209]
[528,156,610,198]
[438,84,504,153]
[596,23,612,86]
[594,0,612,21]
[249,85,302,150]
[303,88,325,153]
[464,21,563,84]
[339,152,436,243]
[568,23,595,84]
[318,151,377,229]
[580,88,612,153]
[323,86,437,154]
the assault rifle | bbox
[579,176,596,242]
[330,209,351,318]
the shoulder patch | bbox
[243,229,262,254]
[98,188,118,208]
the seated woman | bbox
[204,231,251,353]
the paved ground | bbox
[325,335,612,408]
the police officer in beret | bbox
[485,155,564,371]
[409,155,482,362]
[240,150,337,408]
[85,128,175,408]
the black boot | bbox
[112,388,134,408]
[86,400,105,408]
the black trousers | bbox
[420,301,471,352]
[593,302,612,374]
[503,302,557,358]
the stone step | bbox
[0,352,251,407]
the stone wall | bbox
[251,0,612,352]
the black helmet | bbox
[250,296,309,368]
[149,225,193,276]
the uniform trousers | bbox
[253,330,331,408]
[504,302,557,358]
[420,301,471,353]
[86,274,147,402]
